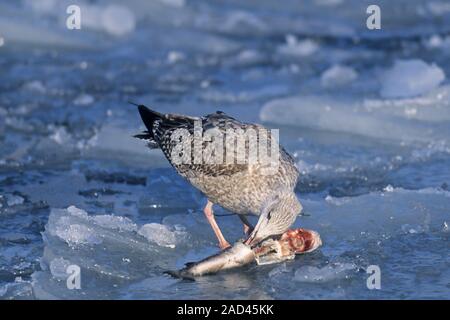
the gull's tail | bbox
[132,103,164,147]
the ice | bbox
[73,94,94,106]
[101,4,136,37]
[295,187,450,245]
[21,186,449,299]
[2,0,450,300]
[49,127,72,145]
[92,215,137,232]
[6,195,24,207]
[294,263,357,283]
[49,257,72,280]
[320,65,358,88]
[138,223,186,248]
[54,221,102,246]
[278,35,319,57]
[167,51,185,64]
[158,0,185,8]
[29,205,193,299]
[260,90,450,142]
[221,11,267,34]
[380,60,445,99]
[22,80,47,94]
[47,206,139,247]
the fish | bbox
[166,228,322,280]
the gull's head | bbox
[246,191,302,246]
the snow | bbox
[380,60,445,99]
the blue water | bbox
[0,0,449,299]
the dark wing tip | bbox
[128,101,140,107]
[128,101,153,116]
[133,132,151,139]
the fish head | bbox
[280,228,322,254]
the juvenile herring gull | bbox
[135,105,302,249]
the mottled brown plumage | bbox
[135,105,302,247]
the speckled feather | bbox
[135,105,301,242]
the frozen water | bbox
[321,65,358,88]
[101,5,136,37]
[380,60,446,98]
[278,35,319,57]
[294,263,357,283]
[138,223,186,248]
[1,0,450,300]
[260,90,450,142]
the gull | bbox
[135,104,302,249]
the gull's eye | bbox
[267,211,272,220]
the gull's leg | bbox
[238,214,254,237]
[204,200,231,250]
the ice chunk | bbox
[92,215,137,232]
[167,51,185,64]
[294,263,357,282]
[380,60,445,99]
[101,5,136,37]
[321,64,358,88]
[49,127,71,145]
[67,205,88,218]
[23,80,46,94]
[260,91,450,142]
[6,194,24,206]
[296,187,450,244]
[138,223,186,248]
[32,206,188,299]
[49,257,72,280]
[221,11,267,34]
[278,35,318,57]
[55,221,102,246]
[73,94,94,106]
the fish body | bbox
[167,242,255,280]
[167,228,322,280]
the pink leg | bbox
[204,200,231,250]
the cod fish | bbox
[167,228,322,280]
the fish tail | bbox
[164,270,196,281]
